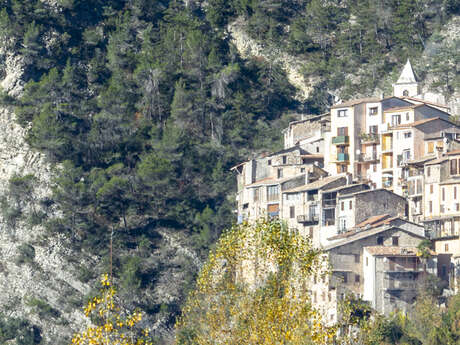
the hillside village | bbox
[232,60,460,324]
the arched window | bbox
[403,90,409,96]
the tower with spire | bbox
[393,59,419,97]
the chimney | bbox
[346,173,353,185]
[436,145,443,159]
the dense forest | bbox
[0,0,458,343]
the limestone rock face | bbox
[228,17,318,101]
[0,36,93,343]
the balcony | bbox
[332,136,349,145]
[360,133,380,145]
[297,214,319,223]
[358,152,379,163]
[337,153,349,161]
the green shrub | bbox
[26,297,60,319]
[15,244,35,265]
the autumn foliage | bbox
[175,218,336,345]
[71,274,152,345]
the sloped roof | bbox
[365,246,436,256]
[354,214,392,229]
[324,218,425,251]
[283,175,345,193]
[328,215,397,241]
[392,117,454,130]
[402,96,450,110]
[331,98,381,109]
[267,145,310,157]
[246,173,306,188]
[338,188,406,201]
[407,154,437,165]
[396,60,417,84]
[424,157,448,166]
[322,183,368,194]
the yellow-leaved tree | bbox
[175,218,337,345]
[71,274,152,345]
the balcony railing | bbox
[360,133,379,144]
[332,136,349,145]
[337,153,350,161]
[297,214,319,223]
[358,152,379,162]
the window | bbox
[392,236,399,246]
[268,159,272,165]
[456,203,460,212]
[445,244,449,252]
[366,257,369,266]
[403,90,409,96]
[337,127,348,136]
[369,107,378,115]
[406,112,410,121]
[341,202,344,211]
[440,204,445,213]
[354,255,360,263]
[404,131,412,138]
[253,188,259,202]
[282,156,287,164]
[355,274,360,283]
[277,168,283,179]
[369,125,378,134]
[427,167,431,177]
[427,142,434,154]
[316,146,320,153]
[338,109,348,117]
[377,236,384,245]
[285,193,300,201]
[349,200,353,209]
[300,167,305,173]
[343,273,348,283]
[429,201,433,213]
[309,227,313,238]
[451,159,458,175]
[290,206,295,219]
[455,187,457,200]
[442,187,445,201]
[391,114,401,126]
[339,217,347,231]
[430,184,433,194]
[267,185,279,202]
[403,150,410,161]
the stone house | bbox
[281,175,348,246]
[382,117,457,195]
[335,189,407,234]
[318,216,433,319]
[232,146,325,223]
[282,113,331,154]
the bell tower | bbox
[393,59,419,97]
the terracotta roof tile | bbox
[354,214,391,229]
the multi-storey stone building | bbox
[231,60,458,323]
